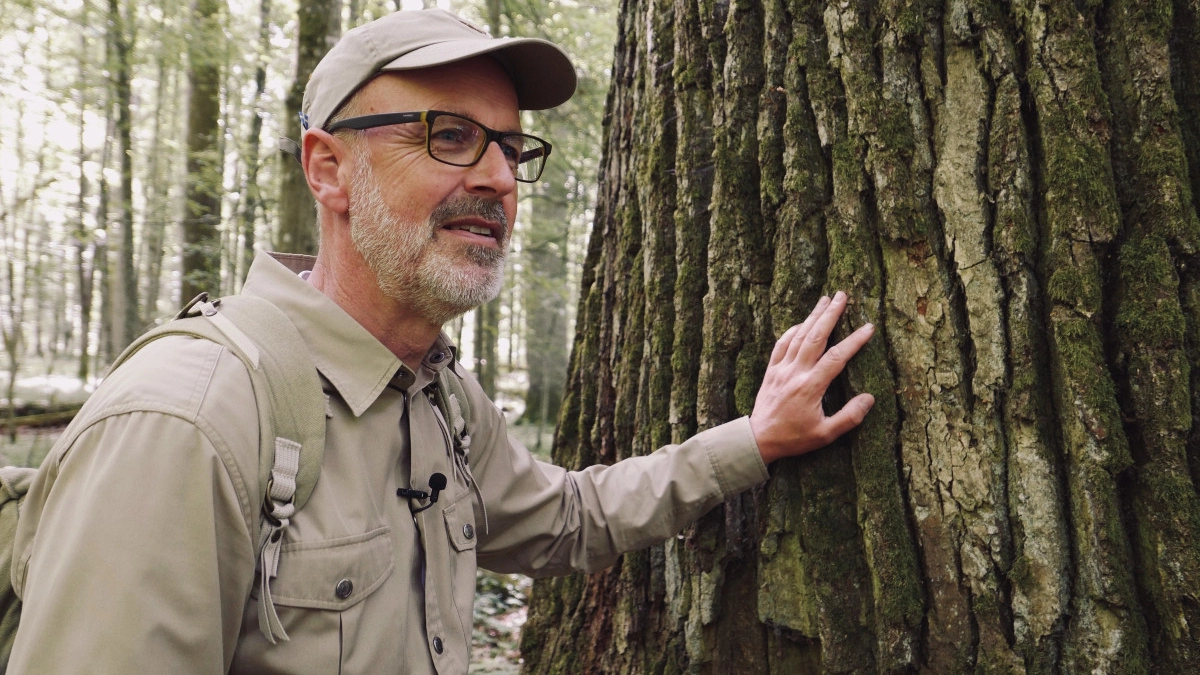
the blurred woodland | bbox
[0,0,614,454]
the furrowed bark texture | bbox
[521,0,1200,672]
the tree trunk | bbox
[234,0,272,288]
[519,176,570,431]
[521,0,1200,673]
[475,297,500,399]
[180,0,226,304]
[140,0,182,325]
[107,0,138,350]
[274,0,341,256]
[74,11,97,383]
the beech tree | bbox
[522,0,1200,673]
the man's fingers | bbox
[795,291,849,364]
[821,322,875,368]
[769,322,804,367]
[796,321,875,392]
[825,392,876,437]
[781,295,832,364]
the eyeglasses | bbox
[326,110,552,183]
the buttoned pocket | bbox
[443,500,478,553]
[235,527,394,673]
[263,526,394,610]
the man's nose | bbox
[465,141,518,196]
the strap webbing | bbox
[109,293,326,643]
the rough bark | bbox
[522,0,1200,672]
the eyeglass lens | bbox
[428,114,547,182]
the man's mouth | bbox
[445,223,496,238]
[430,196,509,246]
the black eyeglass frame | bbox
[325,110,552,183]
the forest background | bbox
[0,0,614,671]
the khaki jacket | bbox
[8,252,767,674]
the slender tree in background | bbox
[1,97,31,441]
[522,0,1200,673]
[138,31,177,326]
[73,9,97,382]
[106,0,138,351]
[95,91,115,364]
[518,174,569,431]
[180,0,227,304]
[274,0,341,256]
[73,91,96,382]
[234,0,274,286]
[475,296,500,398]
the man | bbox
[8,9,875,674]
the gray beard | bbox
[347,160,509,325]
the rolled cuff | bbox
[699,416,769,497]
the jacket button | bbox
[433,636,444,654]
[335,579,353,599]
[463,524,475,540]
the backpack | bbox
[0,291,474,664]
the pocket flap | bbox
[443,501,478,553]
[267,526,393,610]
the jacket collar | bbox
[240,251,458,417]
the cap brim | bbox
[380,37,576,111]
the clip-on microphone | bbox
[397,473,447,514]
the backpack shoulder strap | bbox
[111,293,326,509]
[198,294,326,510]
[432,366,491,533]
[0,466,36,665]
[111,292,325,643]
[433,366,471,452]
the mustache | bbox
[430,196,509,234]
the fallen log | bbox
[1,407,82,430]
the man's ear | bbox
[302,129,350,215]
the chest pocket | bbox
[443,499,478,553]
[265,526,394,610]
[236,527,394,673]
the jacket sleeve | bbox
[8,342,260,674]
[468,379,769,577]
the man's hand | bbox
[750,291,876,464]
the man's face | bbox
[339,59,522,324]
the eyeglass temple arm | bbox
[279,137,302,164]
[518,146,550,164]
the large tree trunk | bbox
[521,0,1200,673]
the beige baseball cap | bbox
[301,9,577,132]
